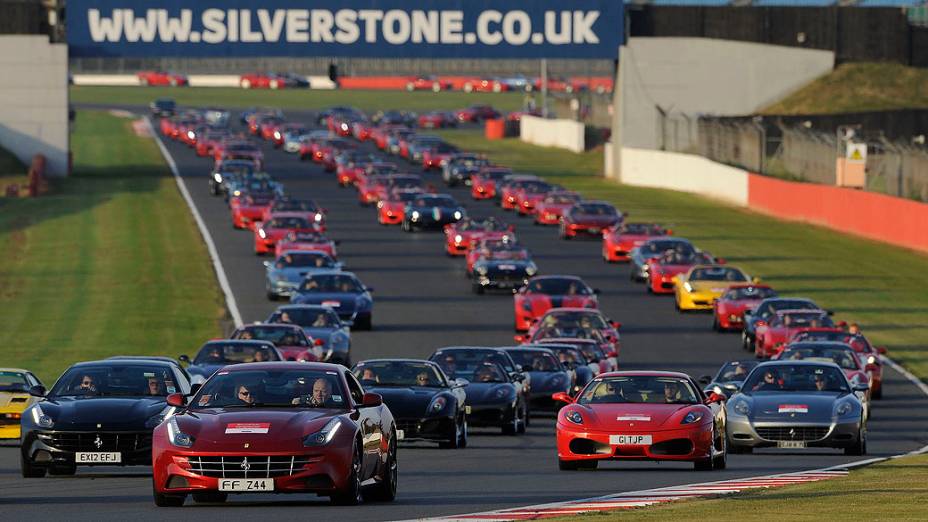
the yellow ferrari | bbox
[0,369,43,441]
[672,265,757,312]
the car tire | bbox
[473,284,485,295]
[48,464,76,476]
[267,290,278,301]
[711,427,727,470]
[458,419,468,448]
[270,79,280,90]
[845,428,867,456]
[712,317,720,331]
[440,420,462,449]
[463,83,474,93]
[153,485,186,507]
[331,441,364,505]
[192,492,227,504]
[364,434,397,502]
[355,314,373,331]
[502,410,519,435]
[406,82,415,92]
[432,82,442,93]
[169,78,178,87]
[694,456,713,471]
[21,455,46,478]
[518,405,528,433]
[241,79,251,89]
[872,385,882,400]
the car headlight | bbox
[525,264,537,276]
[494,387,511,399]
[213,173,222,183]
[867,355,877,365]
[453,210,463,220]
[274,131,281,139]
[565,410,583,425]
[187,131,195,139]
[31,404,54,428]
[145,405,177,429]
[411,210,420,221]
[340,123,349,131]
[475,265,488,275]
[836,402,853,416]
[454,234,463,244]
[732,399,750,416]
[303,417,342,446]
[681,411,704,424]
[167,417,195,448]
[428,396,448,413]
[314,213,323,222]
[258,228,267,239]
[683,282,693,292]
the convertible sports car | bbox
[179,341,282,385]
[0,369,43,440]
[533,191,583,225]
[774,342,872,416]
[442,153,491,187]
[472,248,538,294]
[792,330,886,399]
[560,202,622,239]
[353,359,467,448]
[230,188,276,230]
[754,310,838,359]
[531,344,595,396]
[628,237,696,283]
[152,363,397,506]
[444,217,514,256]
[268,305,353,366]
[712,284,778,331]
[726,361,867,455]
[513,276,599,331]
[271,123,308,148]
[404,135,443,162]
[673,265,755,312]
[741,297,823,352]
[521,308,622,358]
[554,371,727,470]
[231,324,320,362]
[377,189,423,225]
[700,360,760,399]
[402,194,466,232]
[150,98,177,118]
[470,167,513,200]
[429,348,528,435]
[21,359,191,477]
[260,199,326,232]
[502,347,572,412]
[646,248,718,295]
[290,272,374,330]
[274,231,338,259]
[601,223,671,262]
[254,216,319,255]
[264,251,342,300]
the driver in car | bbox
[292,378,333,407]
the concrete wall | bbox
[0,36,69,176]
[620,147,749,206]
[519,116,585,154]
[616,37,834,151]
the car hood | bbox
[43,396,167,430]
[367,386,445,417]
[464,382,516,405]
[188,363,226,378]
[740,393,842,422]
[177,408,343,448]
[687,281,741,293]
[0,391,31,410]
[292,292,362,308]
[526,371,570,393]
[578,403,697,430]
[272,266,337,282]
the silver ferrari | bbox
[726,361,868,455]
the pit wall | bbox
[519,116,585,153]
[0,36,69,176]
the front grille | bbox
[755,426,829,442]
[37,431,152,453]
[188,455,313,478]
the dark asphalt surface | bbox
[2,106,927,520]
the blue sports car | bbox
[290,272,374,330]
[266,305,352,366]
[264,250,342,300]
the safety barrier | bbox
[72,74,337,89]
[619,147,749,206]
[520,116,585,153]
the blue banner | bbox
[67,0,623,59]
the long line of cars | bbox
[5,100,883,508]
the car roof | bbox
[216,361,346,372]
[755,360,843,369]
[785,341,855,350]
[202,340,276,347]
[597,371,692,379]
[501,346,556,354]
[0,368,32,373]
[355,358,438,365]
[72,359,178,369]
[106,356,182,365]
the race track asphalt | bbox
[2,106,926,520]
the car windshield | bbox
[725,286,777,300]
[274,200,317,212]
[51,364,177,397]
[758,300,820,319]
[743,364,850,393]
[191,369,349,409]
[0,371,29,392]
[780,346,859,370]
[194,343,279,365]
[267,217,311,229]
[299,274,363,293]
[413,196,457,207]
[526,278,591,295]
[621,223,663,235]
[716,361,759,383]
[542,346,588,365]
[573,203,617,216]
[286,232,327,243]
[431,351,512,380]
[269,308,339,328]
[389,177,422,189]
[505,351,562,372]
[640,240,693,256]
[232,326,307,346]
[690,266,747,282]
[274,252,336,269]
[353,361,446,387]
[579,376,699,405]
[482,170,511,180]
[521,181,551,192]
[541,311,608,330]
[774,312,834,328]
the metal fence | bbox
[658,111,928,202]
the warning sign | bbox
[846,143,867,164]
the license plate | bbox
[777,441,807,449]
[76,452,121,463]
[219,478,275,492]
[465,406,472,415]
[498,264,516,270]
[322,300,341,307]
[609,434,652,446]
[396,430,405,440]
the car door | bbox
[345,372,380,479]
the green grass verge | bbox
[70,86,529,114]
[0,111,225,384]
[762,62,928,114]
[0,144,29,189]
[548,453,928,521]
[435,129,928,381]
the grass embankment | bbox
[0,111,225,384]
[69,86,528,114]
[0,145,29,190]
[550,453,928,521]
[436,129,928,381]
[762,62,928,114]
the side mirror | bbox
[189,383,202,395]
[716,257,727,265]
[610,321,622,330]
[551,392,573,404]
[166,393,187,408]
[697,375,712,386]
[752,276,762,284]
[877,346,888,355]
[29,385,46,398]
[606,351,617,358]
[178,354,190,364]
[365,286,375,292]
[705,392,726,404]
[361,392,383,408]
[511,372,526,382]
[513,335,526,343]
[853,383,870,393]
[263,261,271,268]
[314,338,325,346]
[453,378,470,388]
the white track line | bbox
[146,117,243,328]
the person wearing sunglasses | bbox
[236,384,256,405]
[73,374,97,394]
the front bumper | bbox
[678,291,720,311]
[468,402,518,428]
[727,416,862,449]
[23,430,153,467]
[475,274,530,290]
[556,422,713,462]
[395,416,455,443]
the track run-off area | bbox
[2,106,927,521]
